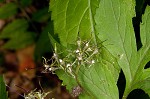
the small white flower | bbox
[44,64,49,70]
[49,68,52,71]
[59,59,63,63]
[66,64,71,67]
[85,42,89,47]
[91,60,95,64]
[76,49,80,53]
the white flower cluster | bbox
[42,37,99,78]
[24,89,50,99]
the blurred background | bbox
[0,0,72,99]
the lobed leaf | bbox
[95,0,150,98]
[95,0,136,85]
[50,0,120,98]
[131,5,150,97]
[50,0,150,98]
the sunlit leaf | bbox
[50,0,100,46]
[50,0,120,98]
[131,5,150,96]
[50,0,150,98]
[95,0,150,98]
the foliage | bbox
[0,0,52,98]
[0,0,52,60]
[0,19,36,49]
[0,0,4,3]
[0,75,8,99]
[49,0,150,99]
[0,2,18,19]
[0,0,150,99]
[34,20,53,61]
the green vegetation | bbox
[49,0,150,99]
[0,0,150,99]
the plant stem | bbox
[75,64,80,75]
[122,87,131,99]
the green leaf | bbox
[50,0,120,98]
[95,0,136,84]
[77,48,120,99]
[95,0,150,99]
[132,5,150,96]
[0,3,18,19]
[140,6,150,46]
[2,31,36,50]
[34,21,53,61]
[0,19,28,39]
[20,0,32,7]
[0,0,5,3]
[50,0,150,98]
[50,0,100,46]
[0,19,35,49]
[0,75,8,99]
[32,7,51,23]
[56,69,78,91]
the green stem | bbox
[122,93,128,99]
[122,86,131,99]
[75,64,80,74]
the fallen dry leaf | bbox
[17,44,36,79]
